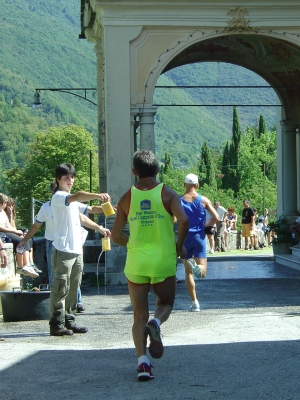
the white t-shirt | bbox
[51,191,87,254]
[36,201,55,241]
[0,209,9,228]
[217,206,227,222]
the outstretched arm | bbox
[111,191,130,246]
[17,221,42,248]
[66,191,111,204]
[79,214,110,237]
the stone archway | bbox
[80,1,300,280]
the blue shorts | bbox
[184,232,206,259]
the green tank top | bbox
[125,183,177,277]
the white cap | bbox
[184,173,198,184]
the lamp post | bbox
[32,88,97,107]
[32,87,97,203]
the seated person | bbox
[4,197,40,274]
[255,217,266,248]
[0,193,38,278]
[291,216,300,244]
[224,206,237,250]
[250,208,260,250]
[0,237,8,268]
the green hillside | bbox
[154,63,276,167]
[0,0,276,181]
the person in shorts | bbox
[241,199,255,250]
[111,150,189,381]
[179,174,219,312]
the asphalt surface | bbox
[1,255,300,400]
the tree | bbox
[222,106,241,193]
[258,114,267,137]
[6,125,99,228]
[163,152,173,174]
[198,141,216,187]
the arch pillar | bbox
[94,41,106,193]
[277,120,298,216]
[139,107,157,152]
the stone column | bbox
[139,107,157,152]
[94,40,107,194]
[278,120,298,216]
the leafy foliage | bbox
[160,116,277,229]
[198,142,216,188]
[268,218,291,244]
[6,125,99,228]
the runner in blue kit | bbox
[180,174,219,312]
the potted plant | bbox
[268,218,292,255]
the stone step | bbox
[275,254,300,271]
[291,246,300,257]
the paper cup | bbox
[101,237,111,251]
[101,202,115,217]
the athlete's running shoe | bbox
[137,362,154,381]
[145,319,164,359]
[187,258,203,279]
[189,303,200,312]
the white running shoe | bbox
[189,303,200,312]
[187,258,203,279]
[209,249,214,254]
[19,265,39,278]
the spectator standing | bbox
[205,209,216,254]
[19,180,107,312]
[241,199,255,250]
[180,174,219,312]
[48,163,111,336]
[214,201,227,252]
[111,150,189,381]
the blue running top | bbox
[180,194,206,234]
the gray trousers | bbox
[215,221,226,251]
[49,247,83,328]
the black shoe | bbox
[50,326,73,336]
[66,324,88,334]
[77,304,86,313]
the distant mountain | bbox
[154,63,276,167]
[0,0,276,176]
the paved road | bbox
[1,257,300,399]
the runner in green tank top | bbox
[111,150,189,381]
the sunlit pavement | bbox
[1,256,300,399]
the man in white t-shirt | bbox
[49,163,111,336]
[18,181,107,313]
[214,202,227,252]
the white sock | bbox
[192,300,199,306]
[153,317,161,327]
[138,355,150,366]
